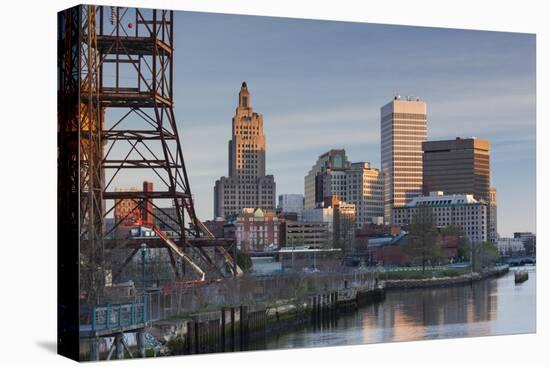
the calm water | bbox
[260,267,536,350]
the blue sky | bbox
[167,11,535,237]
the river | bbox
[257,266,536,350]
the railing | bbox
[382,265,446,272]
[90,300,147,331]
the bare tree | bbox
[404,206,441,272]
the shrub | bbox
[440,269,462,277]
[166,336,185,355]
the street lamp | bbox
[140,243,148,296]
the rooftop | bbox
[401,192,481,207]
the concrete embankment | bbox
[151,281,387,355]
[384,265,509,290]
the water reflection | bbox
[258,267,535,350]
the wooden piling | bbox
[136,331,146,358]
[215,319,219,352]
[221,309,226,352]
[115,333,124,360]
[89,338,99,361]
[209,321,213,352]
[230,307,235,351]
[186,321,193,354]
[239,305,248,350]
[212,320,217,352]
[194,321,199,354]
[205,321,209,353]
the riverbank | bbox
[384,265,509,290]
[259,267,535,350]
[150,285,386,356]
[146,265,509,356]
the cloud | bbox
[266,106,381,154]
[427,90,535,139]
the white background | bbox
[0,0,546,366]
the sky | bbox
[154,11,535,237]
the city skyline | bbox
[54,5,539,361]
[129,11,535,236]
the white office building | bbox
[392,191,488,244]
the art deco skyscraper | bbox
[228,82,266,179]
[381,96,427,223]
[214,82,276,218]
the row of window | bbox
[381,112,427,121]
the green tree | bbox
[457,236,472,261]
[440,224,469,262]
[481,241,498,268]
[470,242,481,272]
[403,206,440,272]
[470,241,498,272]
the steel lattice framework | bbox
[58,5,239,305]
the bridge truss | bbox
[58,5,239,307]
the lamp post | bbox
[140,243,149,322]
[140,243,148,296]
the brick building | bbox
[235,208,282,252]
[114,181,153,226]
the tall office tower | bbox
[346,162,385,227]
[214,82,276,218]
[422,137,491,203]
[381,96,427,223]
[304,149,351,210]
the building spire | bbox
[239,81,250,108]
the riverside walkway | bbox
[80,295,159,360]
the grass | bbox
[384,267,470,280]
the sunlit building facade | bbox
[346,162,385,227]
[304,149,350,210]
[381,96,427,223]
[214,82,276,218]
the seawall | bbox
[384,265,509,290]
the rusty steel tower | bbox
[58,5,239,309]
